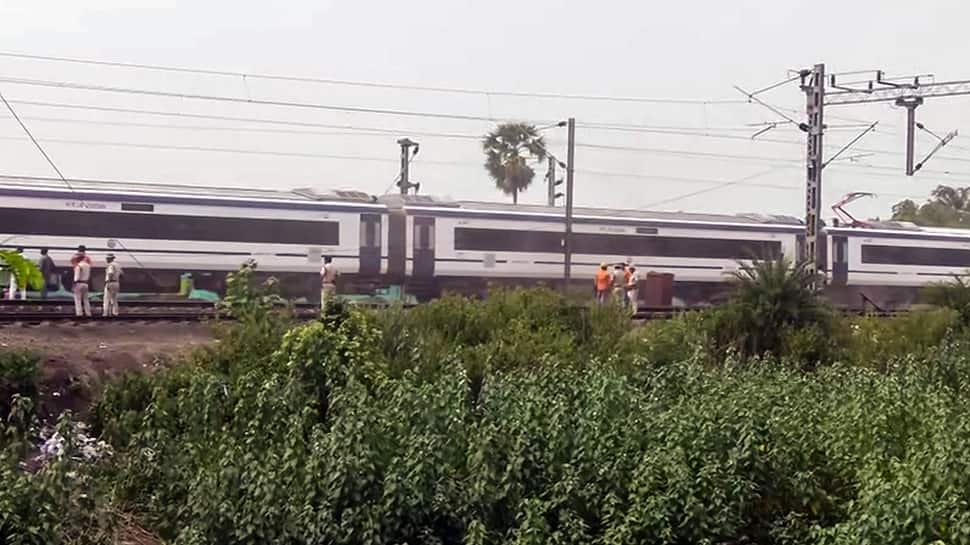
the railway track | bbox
[0,299,320,323]
[0,300,902,324]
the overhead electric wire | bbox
[641,167,794,209]
[559,140,970,177]
[0,91,72,188]
[0,75,542,123]
[0,134,480,167]
[575,167,802,191]
[6,98,488,137]
[4,113,485,140]
[10,101,961,165]
[10,98,767,138]
[578,121,757,133]
[0,50,745,105]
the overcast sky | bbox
[2,0,970,220]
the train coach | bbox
[4,175,967,309]
[826,221,970,308]
[381,194,804,304]
[0,175,386,297]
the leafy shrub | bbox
[17,286,970,543]
[373,287,630,379]
[714,257,837,365]
[0,250,43,291]
[205,259,294,376]
[617,311,714,366]
[925,275,970,325]
[0,350,40,422]
[845,308,961,370]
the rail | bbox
[0,300,905,324]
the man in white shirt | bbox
[103,254,123,317]
[73,246,92,317]
[320,256,339,313]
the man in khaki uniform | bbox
[72,247,92,317]
[320,256,338,313]
[103,254,122,317]
[626,265,640,314]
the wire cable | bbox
[0,75,542,123]
[6,99,485,138]
[6,113,484,140]
[0,51,746,105]
[640,167,794,209]
[0,91,72,188]
[0,134,480,167]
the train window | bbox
[453,227,780,259]
[0,207,339,245]
[121,203,154,212]
[414,223,434,250]
[359,216,381,248]
[862,244,970,267]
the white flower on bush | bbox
[34,421,113,465]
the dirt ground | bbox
[0,321,214,418]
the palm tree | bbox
[931,185,970,211]
[482,123,547,204]
[721,256,831,358]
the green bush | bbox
[15,286,970,544]
[0,350,40,423]
[925,275,970,324]
[373,287,631,378]
[617,311,714,366]
[718,257,836,362]
[845,308,961,370]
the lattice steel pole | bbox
[800,64,825,284]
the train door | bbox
[359,213,381,277]
[831,235,848,285]
[412,216,435,278]
[387,212,407,282]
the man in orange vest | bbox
[594,263,611,304]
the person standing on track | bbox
[38,248,56,300]
[103,253,122,317]
[320,256,338,313]
[594,263,611,305]
[612,263,627,305]
[626,265,640,314]
[72,246,92,317]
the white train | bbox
[0,175,962,308]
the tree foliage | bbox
[14,274,970,543]
[482,123,547,204]
[891,185,970,228]
[925,275,970,325]
[0,250,43,292]
[714,256,836,364]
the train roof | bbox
[0,175,379,205]
[380,193,805,230]
[828,220,970,242]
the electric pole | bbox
[563,117,576,290]
[396,138,419,195]
[792,66,970,278]
[800,64,825,280]
[896,96,923,175]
